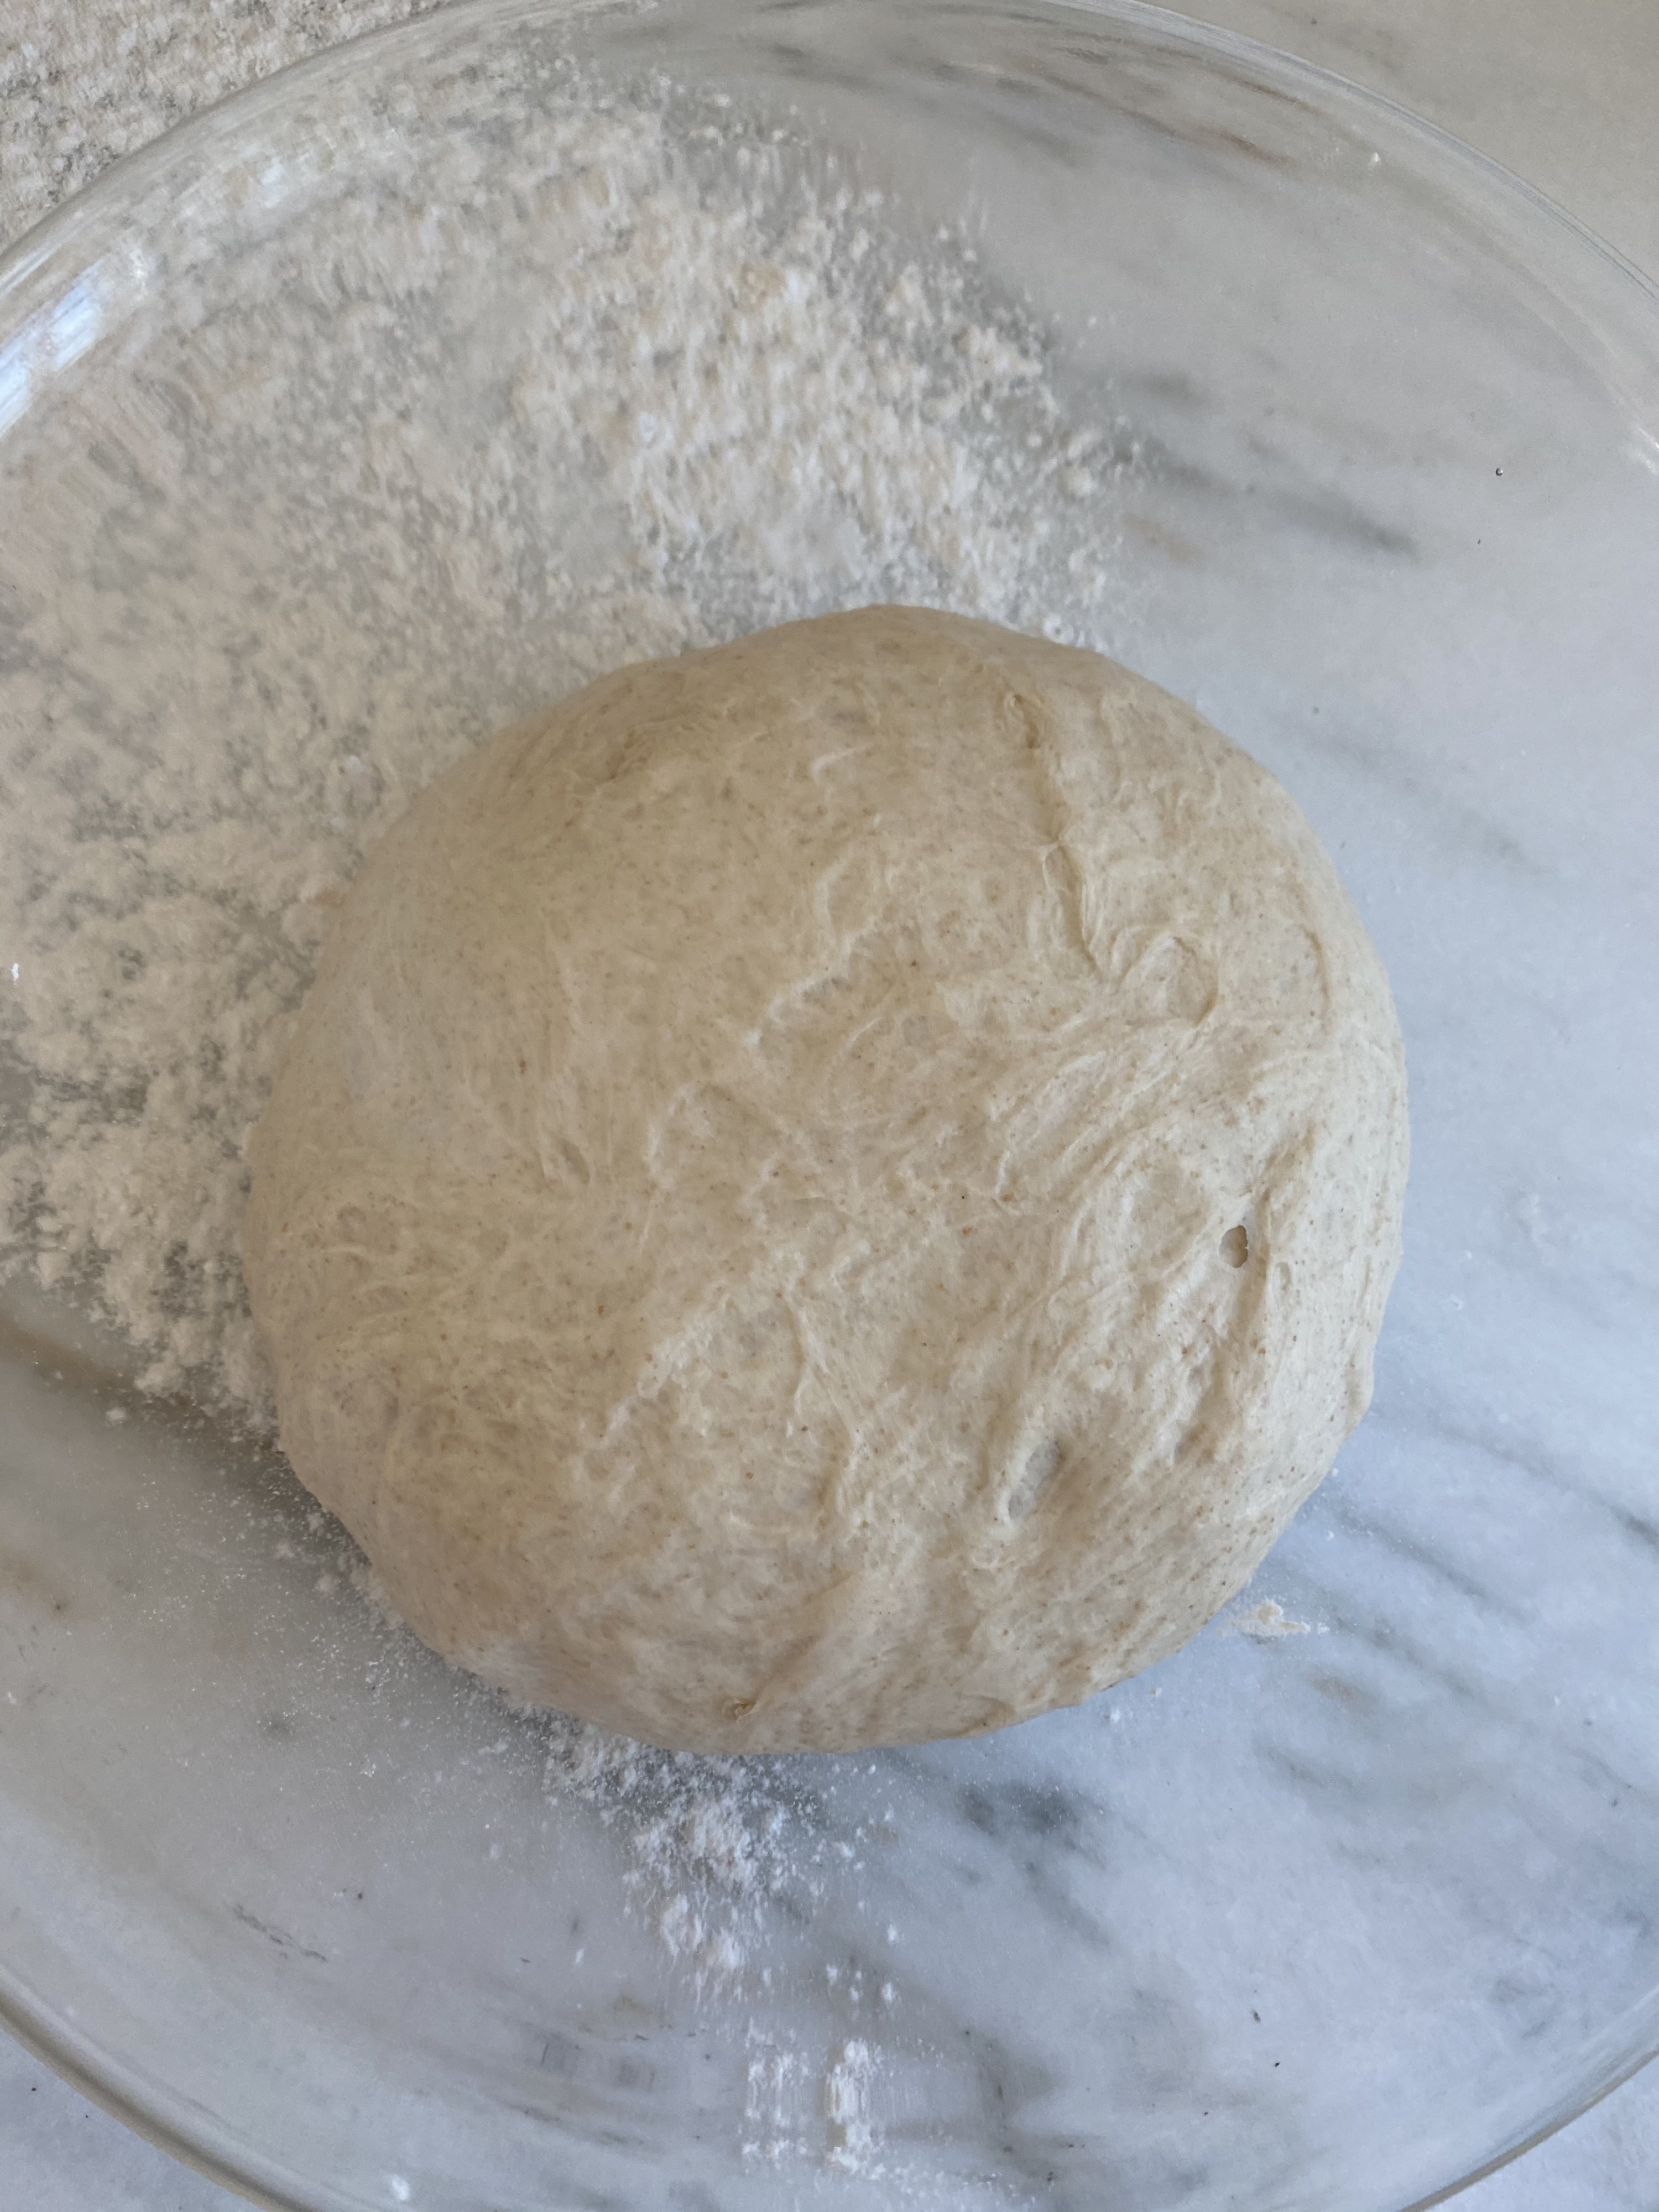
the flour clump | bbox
[243,607,1408,1751]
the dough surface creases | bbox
[243,606,1408,1752]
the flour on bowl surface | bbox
[0,84,1129,1417]
[538,1707,803,1992]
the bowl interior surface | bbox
[2,3,1658,2208]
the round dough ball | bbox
[244,607,1407,1752]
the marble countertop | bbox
[3,3,1657,2207]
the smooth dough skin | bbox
[244,608,1408,1752]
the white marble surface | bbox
[2,3,1658,2208]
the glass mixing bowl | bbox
[2,3,1657,2206]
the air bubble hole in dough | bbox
[244,607,1408,1752]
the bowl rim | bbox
[4,0,1658,315]
[2,1,1657,2205]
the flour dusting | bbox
[0,84,1128,1417]
[825,2036,884,2174]
[538,1700,804,1994]
[1222,1599,1317,1640]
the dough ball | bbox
[244,607,1407,1752]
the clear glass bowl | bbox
[3,3,1657,2207]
